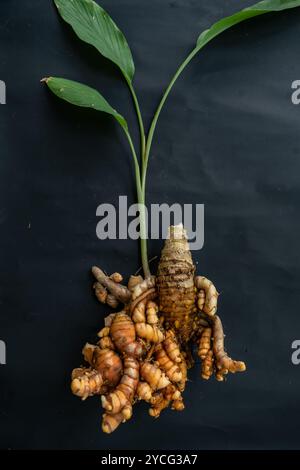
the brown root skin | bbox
[132,299,146,323]
[137,381,152,402]
[149,384,183,418]
[128,275,143,292]
[172,398,185,411]
[146,301,159,325]
[82,343,97,365]
[110,272,123,283]
[131,276,156,301]
[201,350,214,380]
[177,355,188,392]
[157,224,196,342]
[149,394,169,418]
[97,327,110,338]
[97,327,115,350]
[195,276,219,316]
[104,313,116,327]
[102,403,132,434]
[163,330,181,363]
[92,266,131,304]
[215,369,228,382]
[93,282,107,304]
[212,315,246,378]
[154,344,182,383]
[93,348,123,387]
[110,312,144,357]
[135,323,164,343]
[71,367,104,400]
[101,356,139,414]
[98,336,115,350]
[82,345,123,388]
[198,328,212,360]
[140,362,170,391]
[130,287,157,314]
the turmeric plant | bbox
[42,0,300,433]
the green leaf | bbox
[197,0,300,49]
[43,77,127,129]
[54,0,135,82]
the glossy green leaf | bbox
[44,77,127,129]
[197,0,300,49]
[54,0,135,82]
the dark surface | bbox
[1,0,300,450]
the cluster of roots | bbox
[71,225,246,433]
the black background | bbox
[1,0,300,450]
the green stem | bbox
[142,46,199,194]
[124,46,200,277]
[124,76,149,277]
[125,76,146,162]
[124,128,150,279]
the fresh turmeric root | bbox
[154,343,182,383]
[198,328,212,360]
[136,381,153,402]
[163,330,182,364]
[71,345,123,400]
[102,403,132,434]
[201,350,214,380]
[177,355,188,392]
[140,362,170,391]
[71,368,104,400]
[110,312,144,357]
[195,276,219,316]
[212,315,246,381]
[157,225,197,343]
[135,323,164,343]
[149,384,184,418]
[71,224,246,432]
[101,356,139,414]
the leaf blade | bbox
[44,77,127,129]
[197,0,300,49]
[54,0,135,82]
